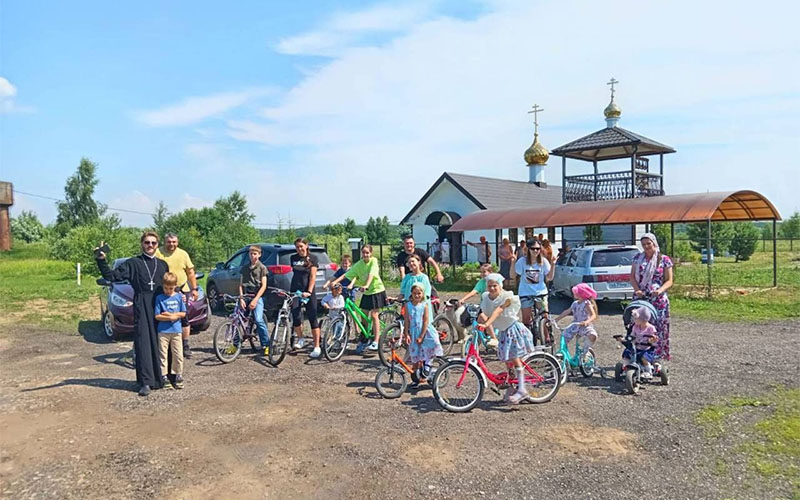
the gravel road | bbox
[1,295,797,500]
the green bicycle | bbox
[321,288,398,363]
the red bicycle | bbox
[431,305,561,412]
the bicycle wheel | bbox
[213,321,243,363]
[323,317,348,362]
[268,313,291,366]
[626,368,640,394]
[432,360,484,413]
[432,315,455,356]
[579,348,596,377]
[379,325,405,367]
[521,352,561,404]
[375,366,407,399]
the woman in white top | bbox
[479,273,535,404]
[515,239,555,343]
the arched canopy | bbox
[425,210,461,226]
[449,191,781,232]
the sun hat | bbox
[632,306,652,322]
[485,273,505,284]
[571,283,597,300]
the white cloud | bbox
[0,76,35,114]
[275,2,433,56]
[134,88,275,127]
[224,0,800,220]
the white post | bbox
[76,262,81,286]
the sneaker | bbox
[355,342,367,355]
[487,338,499,348]
[183,343,192,359]
[367,341,379,351]
[294,338,306,350]
[138,385,151,397]
[409,380,420,389]
[174,375,185,389]
[262,346,270,357]
[508,390,529,405]
[161,376,173,390]
[309,347,322,359]
[225,345,238,355]
[641,371,653,380]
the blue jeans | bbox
[253,297,269,346]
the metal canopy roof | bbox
[550,126,676,161]
[448,191,781,232]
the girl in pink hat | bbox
[553,283,598,362]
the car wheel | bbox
[103,309,120,342]
[207,284,221,312]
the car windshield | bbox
[590,248,638,267]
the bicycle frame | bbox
[457,323,546,390]
[342,296,376,340]
[556,324,584,369]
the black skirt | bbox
[360,291,387,311]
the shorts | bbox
[291,293,319,329]
[562,324,597,342]
[623,348,656,364]
[360,291,388,311]
[520,294,548,312]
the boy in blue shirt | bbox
[154,272,187,389]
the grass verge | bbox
[696,387,800,498]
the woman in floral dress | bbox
[629,232,674,360]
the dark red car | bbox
[97,258,211,341]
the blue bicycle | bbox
[549,320,602,386]
[459,305,498,358]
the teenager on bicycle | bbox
[239,245,269,356]
[290,238,322,359]
[515,238,555,343]
[329,244,387,353]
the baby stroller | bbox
[614,299,669,394]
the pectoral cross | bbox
[148,280,155,291]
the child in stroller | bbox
[614,299,668,391]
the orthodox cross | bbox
[607,77,619,99]
[527,104,544,134]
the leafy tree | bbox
[11,210,45,243]
[50,214,140,272]
[152,201,170,236]
[686,222,734,255]
[728,222,760,262]
[779,211,800,239]
[365,216,391,244]
[582,225,602,244]
[343,217,357,237]
[55,157,105,234]
[761,223,774,240]
[652,224,671,251]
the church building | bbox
[401,80,675,263]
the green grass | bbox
[675,250,800,288]
[0,243,100,328]
[696,388,800,498]
[670,286,800,322]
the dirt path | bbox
[1,299,797,499]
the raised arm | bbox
[427,256,444,283]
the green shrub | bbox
[50,215,141,273]
[672,240,700,263]
[10,210,46,243]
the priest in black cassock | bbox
[96,231,169,396]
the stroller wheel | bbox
[660,365,669,386]
[614,362,623,382]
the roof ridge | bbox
[446,171,552,186]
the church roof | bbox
[550,126,675,161]
[401,172,562,225]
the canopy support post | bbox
[495,229,501,266]
[670,222,675,257]
[706,218,712,298]
[773,219,778,287]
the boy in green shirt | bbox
[458,263,493,305]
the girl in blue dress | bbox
[404,284,444,388]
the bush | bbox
[10,210,45,243]
[729,222,760,262]
[50,215,141,273]
[672,240,700,264]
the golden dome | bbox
[524,133,549,165]
[604,98,622,118]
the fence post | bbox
[379,244,384,277]
[76,262,81,286]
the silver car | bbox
[553,245,639,301]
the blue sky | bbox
[2,0,798,228]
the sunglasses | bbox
[143,240,158,246]
[531,247,542,251]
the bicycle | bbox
[374,334,449,399]
[213,294,263,363]
[267,287,308,366]
[459,304,498,358]
[524,295,551,346]
[321,287,392,363]
[431,306,561,412]
[548,320,603,386]
[379,299,456,366]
